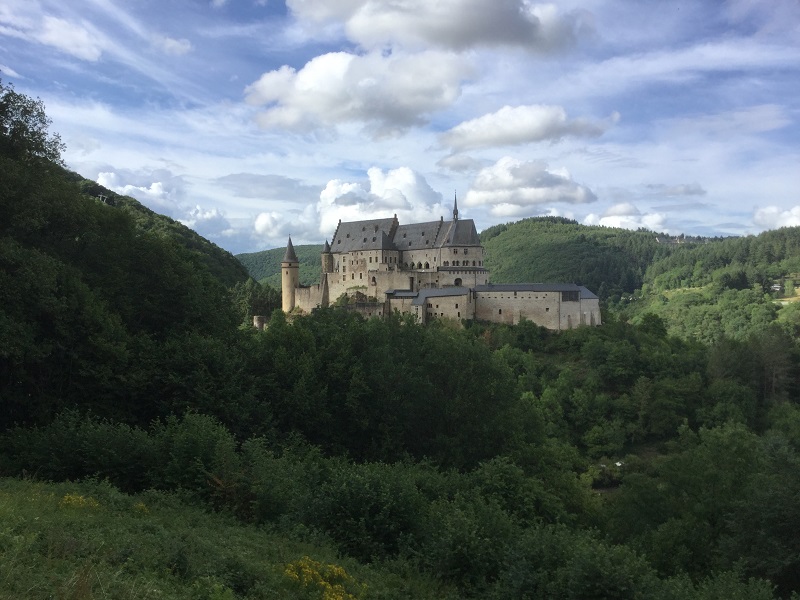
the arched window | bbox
[417,262,422,269]
[424,262,429,269]
[444,261,449,266]
[454,278,462,286]
[371,276,376,285]
[472,260,476,266]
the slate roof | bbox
[435,218,481,246]
[411,287,471,306]
[282,237,298,262]
[392,220,445,250]
[330,217,398,253]
[474,283,599,299]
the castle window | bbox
[346,233,350,238]
[455,303,459,308]
[369,257,372,263]
[359,273,363,279]
[498,309,502,315]
[457,312,460,318]
[363,238,367,242]
[371,277,376,285]
[464,249,468,254]
[444,261,449,266]
[362,226,365,231]
[424,262,429,269]
[372,237,376,242]
[453,249,458,255]
[352,274,355,280]
[472,261,476,266]
[546,307,549,312]
[403,233,406,238]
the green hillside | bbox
[481,217,676,298]
[237,244,322,288]
[76,174,249,287]
[4,80,800,600]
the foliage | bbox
[2,85,799,598]
[0,79,65,164]
[237,244,323,288]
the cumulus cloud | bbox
[316,166,444,235]
[583,203,666,231]
[753,205,800,229]
[441,105,612,152]
[180,205,233,238]
[96,169,186,214]
[464,157,596,215]
[244,50,471,136]
[287,0,589,52]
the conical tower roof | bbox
[322,239,331,253]
[282,236,298,262]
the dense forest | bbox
[2,80,800,599]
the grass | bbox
[0,477,450,600]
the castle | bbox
[279,197,601,329]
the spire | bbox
[453,191,459,221]
[282,236,298,262]
[322,239,331,253]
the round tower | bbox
[321,239,334,274]
[281,236,299,313]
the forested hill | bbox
[237,243,323,288]
[73,172,248,287]
[481,217,676,297]
[4,82,800,599]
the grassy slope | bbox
[0,477,448,600]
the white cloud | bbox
[437,153,486,172]
[96,169,186,214]
[36,16,103,61]
[645,183,706,197]
[180,205,232,238]
[245,50,471,136]
[464,157,597,215]
[667,104,792,138]
[287,0,589,52]
[583,203,667,231]
[316,166,444,235]
[753,205,800,229]
[153,35,192,56]
[0,63,21,77]
[441,105,611,152]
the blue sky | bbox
[2,0,799,254]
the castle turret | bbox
[281,236,299,313]
[321,239,333,274]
